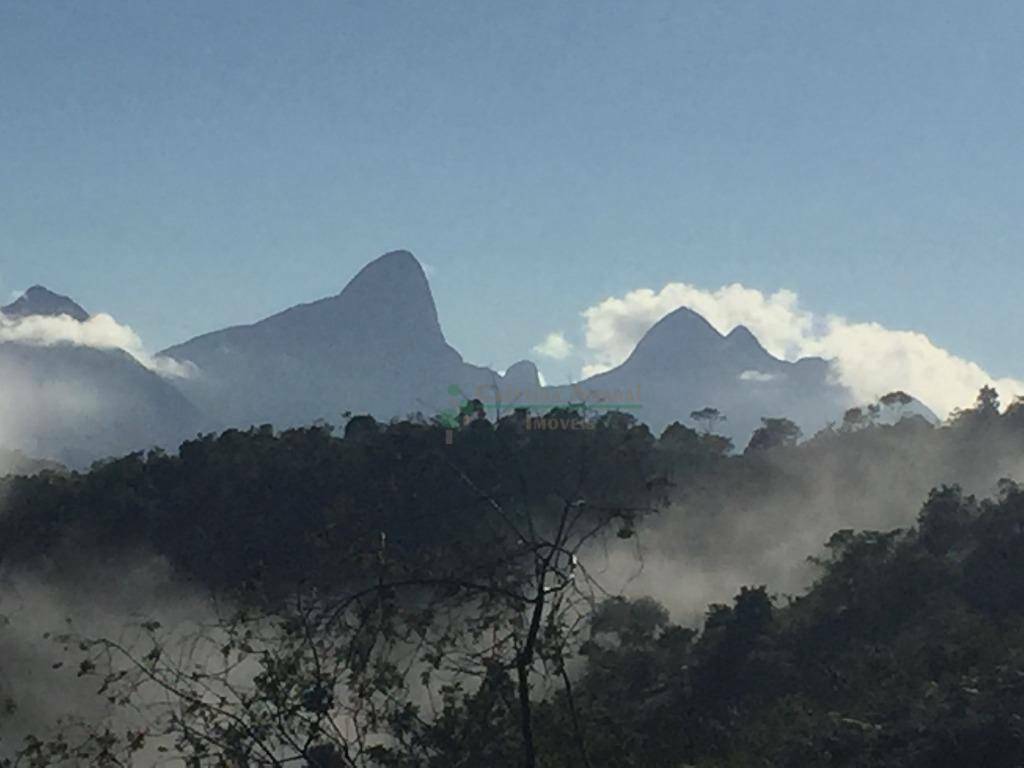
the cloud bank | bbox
[0,312,193,379]
[575,282,1023,418]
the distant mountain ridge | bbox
[5,251,932,463]
[505,304,853,440]
[157,250,858,442]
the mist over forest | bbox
[3,380,1024,766]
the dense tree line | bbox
[518,480,1024,767]
[0,409,700,594]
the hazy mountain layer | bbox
[504,306,855,440]
[158,250,861,443]
[5,251,923,461]
[0,342,201,467]
[158,251,513,431]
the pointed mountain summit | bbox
[622,307,774,375]
[544,305,852,441]
[725,325,766,352]
[244,250,445,348]
[2,286,89,322]
[336,249,444,340]
[628,307,732,361]
[164,250,445,359]
[159,250,496,431]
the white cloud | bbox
[739,370,780,383]
[0,311,194,379]
[532,331,574,360]
[800,319,1023,419]
[579,282,1023,418]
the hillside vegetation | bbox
[2,389,1024,766]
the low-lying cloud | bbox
[739,370,780,383]
[0,312,193,379]
[532,331,574,360]
[574,282,1023,418]
[0,554,213,759]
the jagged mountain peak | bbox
[625,305,729,364]
[156,249,470,431]
[284,249,445,348]
[333,249,440,331]
[726,324,756,342]
[161,249,446,357]
[363,248,420,270]
[649,305,723,338]
[343,249,429,292]
[620,309,780,374]
[725,324,768,354]
[2,286,89,322]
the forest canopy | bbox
[2,390,1024,766]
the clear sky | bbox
[2,0,1022,385]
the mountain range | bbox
[1,250,923,466]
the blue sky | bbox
[2,0,1022,390]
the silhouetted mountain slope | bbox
[518,306,855,441]
[157,250,865,442]
[158,250,499,430]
